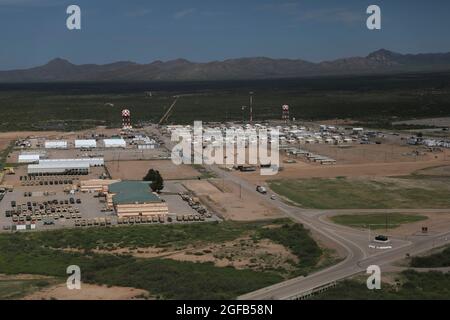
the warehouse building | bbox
[18,154,40,164]
[103,138,126,148]
[45,140,67,149]
[75,139,97,149]
[28,161,89,175]
[105,181,168,217]
[27,158,104,175]
[39,158,104,166]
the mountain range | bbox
[1,49,450,82]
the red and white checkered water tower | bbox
[122,109,132,129]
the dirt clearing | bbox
[236,159,450,184]
[106,160,200,180]
[183,179,282,220]
[166,237,299,275]
[23,283,149,300]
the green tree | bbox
[143,169,157,181]
[143,168,164,192]
[151,170,164,193]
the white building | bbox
[27,158,104,175]
[38,158,103,166]
[138,144,155,150]
[28,161,90,175]
[18,154,40,164]
[75,139,97,149]
[45,140,67,149]
[103,138,126,148]
[352,128,364,135]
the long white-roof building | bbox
[103,138,126,148]
[18,154,40,164]
[45,140,67,149]
[38,158,104,166]
[75,139,97,148]
[27,158,104,175]
[28,161,89,175]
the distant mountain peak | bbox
[367,49,401,59]
[165,58,192,65]
[45,57,73,66]
[1,49,450,82]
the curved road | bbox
[207,165,450,300]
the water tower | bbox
[282,104,290,123]
[122,109,132,129]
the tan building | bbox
[80,179,120,193]
[105,181,168,218]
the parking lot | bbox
[0,134,219,232]
[0,178,220,232]
[0,187,110,231]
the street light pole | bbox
[249,92,254,123]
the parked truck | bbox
[256,186,267,194]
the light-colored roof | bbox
[45,140,67,145]
[38,158,103,165]
[103,138,126,145]
[28,162,89,169]
[18,154,40,160]
[75,139,97,147]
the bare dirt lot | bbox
[106,160,200,180]
[182,179,282,221]
[0,128,122,149]
[23,283,149,300]
[235,159,450,184]
[0,139,10,151]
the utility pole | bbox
[249,92,254,123]
[241,106,247,123]
[385,213,388,232]
[222,170,225,190]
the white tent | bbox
[75,139,97,148]
[18,154,40,163]
[45,140,67,149]
[103,138,126,148]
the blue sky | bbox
[0,0,449,69]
